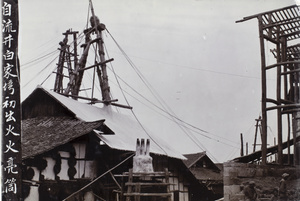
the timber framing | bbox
[236,5,300,165]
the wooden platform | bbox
[116,168,172,201]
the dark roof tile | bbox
[22,116,103,159]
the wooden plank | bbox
[124,193,172,197]
[122,172,169,177]
[125,182,171,186]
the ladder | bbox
[122,168,172,201]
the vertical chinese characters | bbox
[2,1,21,200]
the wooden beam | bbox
[78,58,114,72]
[266,103,300,111]
[281,108,300,114]
[266,98,279,105]
[111,102,133,110]
[281,68,300,75]
[62,30,79,35]
[263,34,279,44]
[234,135,300,163]
[59,93,98,102]
[265,60,300,70]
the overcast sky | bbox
[19,0,298,162]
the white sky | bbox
[19,0,297,162]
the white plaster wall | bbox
[84,191,95,201]
[24,186,39,201]
[59,151,70,158]
[57,151,70,180]
[41,157,55,180]
[57,150,97,180]
[179,181,184,191]
[74,160,97,179]
[73,143,86,159]
[84,160,97,179]
[180,192,184,201]
[57,158,69,180]
[173,177,179,191]
[184,187,189,201]
[75,160,85,178]
[170,176,174,191]
[31,166,39,181]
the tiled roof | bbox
[22,86,186,159]
[22,116,103,159]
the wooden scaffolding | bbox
[236,5,300,165]
[115,168,172,201]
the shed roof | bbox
[183,152,222,182]
[183,152,207,168]
[183,152,220,171]
[22,86,185,159]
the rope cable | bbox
[105,31,239,146]
[23,54,59,88]
[103,41,169,155]
[106,29,234,159]
[108,77,240,149]
[22,49,59,69]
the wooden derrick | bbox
[53,13,112,103]
[236,5,300,165]
[53,0,133,110]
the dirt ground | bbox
[241,177,300,201]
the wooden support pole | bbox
[276,29,283,165]
[54,34,68,93]
[253,116,261,152]
[72,32,78,72]
[240,133,244,157]
[293,69,300,166]
[274,137,277,163]
[89,0,111,103]
[287,114,291,165]
[258,15,268,165]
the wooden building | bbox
[183,152,223,200]
[21,86,212,201]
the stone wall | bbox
[223,162,300,201]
